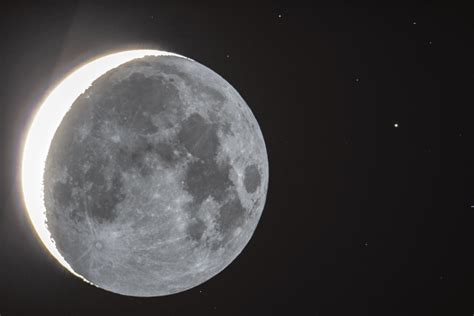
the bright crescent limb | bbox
[21,49,188,283]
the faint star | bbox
[355,78,360,82]
[413,21,417,25]
[428,41,432,45]
[364,242,368,247]
[277,13,282,18]
[226,54,230,58]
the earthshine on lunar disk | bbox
[21,50,268,296]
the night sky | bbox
[0,1,472,315]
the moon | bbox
[21,50,268,297]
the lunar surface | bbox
[40,54,268,296]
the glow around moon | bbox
[21,50,187,283]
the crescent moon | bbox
[21,50,189,283]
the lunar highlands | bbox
[42,55,268,296]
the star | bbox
[413,21,417,25]
[394,123,399,128]
[277,13,282,18]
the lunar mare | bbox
[34,52,268,296]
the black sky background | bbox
[0,1,472,315]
